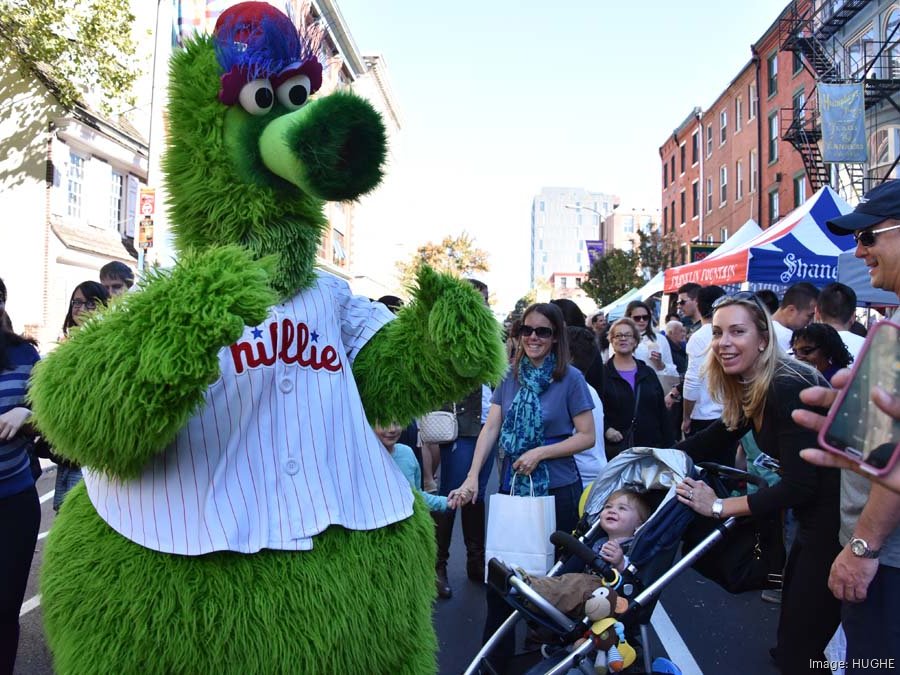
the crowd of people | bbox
[4,181,900,674]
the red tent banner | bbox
[664,250,749,292]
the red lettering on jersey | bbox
[230,320,343,374]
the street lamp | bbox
[564,204,605,240]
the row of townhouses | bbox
[660,0,900,263]
[0,0,400,348]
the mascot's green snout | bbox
[255,91,386,200]
[30,2,508,673]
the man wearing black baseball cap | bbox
[827,179,900,294]
[812,180,900,674]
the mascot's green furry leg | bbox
[43,484,437,674]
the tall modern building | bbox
[530,188,619,289]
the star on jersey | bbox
[251,327,264,339]
[310,331,319,342]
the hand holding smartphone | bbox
[818,320,900,476]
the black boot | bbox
[461,501,486,583]
[433,510,455,599]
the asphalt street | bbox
[18,466,790,675]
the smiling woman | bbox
[674,293,842,674]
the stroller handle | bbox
[549,531,618,584]
[697,461,768,489]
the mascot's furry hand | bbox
[354,265,507,427]
[29,245,276,479]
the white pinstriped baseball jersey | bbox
[84,271,414,555]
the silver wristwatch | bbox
[849,537,880,559]
[711,499,724,519]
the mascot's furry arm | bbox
[354,265,508,426]
[29,246,276,479]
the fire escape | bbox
[780,0,900,199]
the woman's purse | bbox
[417,404,458,444]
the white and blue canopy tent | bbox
[837,252,899,306]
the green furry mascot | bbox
[29,3,507,673]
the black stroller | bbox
[463,447,770,675]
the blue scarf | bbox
[500,353,556,496]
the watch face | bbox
[851,539,867,556]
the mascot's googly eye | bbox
[238,79,275,115]
[275,74,311,111]
[595,587,610,599]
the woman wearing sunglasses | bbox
[449,302,595,670]
[673,292,841,674]
[790,323,853,383]
[600,317,674,460]
[450,302,595,531]
[620,300,678,380]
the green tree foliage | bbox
[1,0,138,114]
[637,227,681,277]
[397,233,490,289]
[582,249,642,307]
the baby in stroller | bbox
[474,448,695,675]
[523,490,651,619]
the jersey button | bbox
[279,378,293,393]
[284,458,299,475]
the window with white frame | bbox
[735,98,743,132]
[793,174,807,208]
[719,165,728,204]
[736,160,744,201]
[706,124,713,157]
[720,227,728,242]
[767,53,778,96]
[793,89,806,123]
[706,177,713,213]
[750,149,758,192]
[109,170,124,231]
[67,151,85,219]
[749,83,758,119]
[680,191,686,225]
[692,180,699,218]
[692,130,699,165]
[887,10,900,79]
[768,112,779,163]
[847,25,877,79]
[768,188,780,223]
[707,234,714,244]
[680,142,686,174]
[720,109,727,145]
[868,126,900,181]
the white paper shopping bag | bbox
[484,475,556,581]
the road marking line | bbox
[20,595,41,617]
[651,601,703,675]
[39,490,55,504]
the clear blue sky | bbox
[338,0,792,310]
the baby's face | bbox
[600,496,644,539]
[374,424,402,449]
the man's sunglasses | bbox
[712,291,769,315]
[519,325,553,339]
[854,223,900,247]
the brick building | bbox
[659,108,701,264]
[658,0,818,254]
[755,2,817,228]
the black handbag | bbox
[683,509,785,594]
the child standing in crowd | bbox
[374,423,450,512]
[523,489,650,618]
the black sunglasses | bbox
[519,325,553,339]
[854,223,900,247]
[712,291,769,315]
[630,314,650,322]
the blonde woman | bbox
[673,292,841,675]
